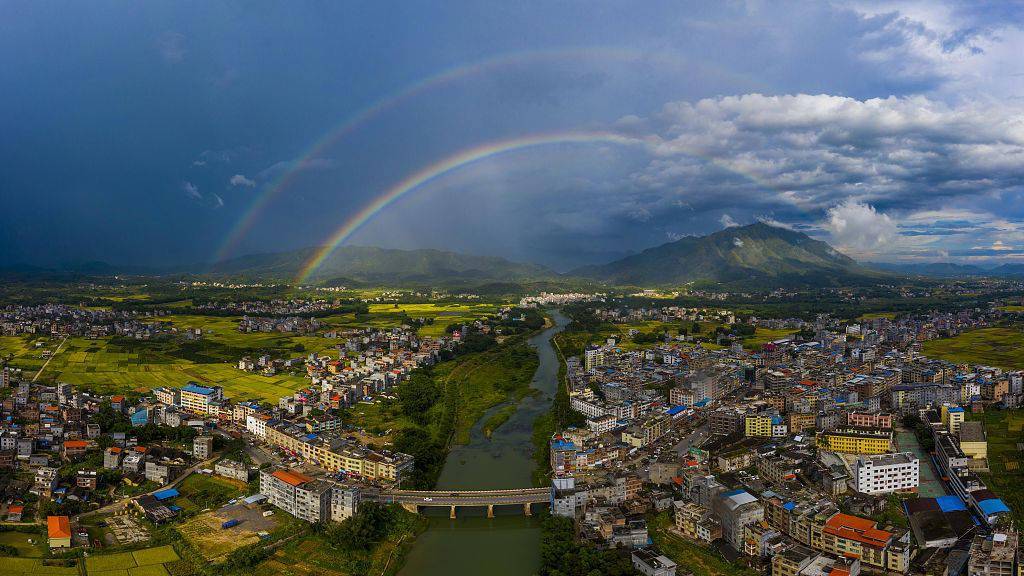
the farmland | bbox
[922,327,1024,370]
[966,409,1024,526]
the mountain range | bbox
[571,222,881,287]
[10,222,1024,288]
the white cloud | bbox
[733,237,745,247]
[182,181,201,199]
[230,174,256,187]
[212,193,224,208]
[719,214,738,228]
[825,200,897,253]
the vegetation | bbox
[648,512,758,576]
[538,515,636,576]
[966,409,1024,526]
[922,326,1024,370]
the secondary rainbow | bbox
[213,46,705,262]
[293,132,648,284]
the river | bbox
[397,309,569,576]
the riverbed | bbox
[397,309,569,576]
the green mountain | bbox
[571,222,883,287]
[204,245,559,285]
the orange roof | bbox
[830,569,851,576]
[108,447,122,453]
[134,446,148,453]
[824,513,891,548]
[64,440,88,449]
[111,395,125,402]
[272,469,313,487]
[8,505,24,513]
[47,516,71,539]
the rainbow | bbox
[293,131,648,284]
[213,46,760,261]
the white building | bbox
[854,452,919,494]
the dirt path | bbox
[32,334,68,382]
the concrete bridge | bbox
[378,487,550,519]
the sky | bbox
[3,1,1024,271]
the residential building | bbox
[854,453,919,494]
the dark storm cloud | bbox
[2,1,1024,267]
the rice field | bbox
[922,327,1024,369]
[83,545,179,575]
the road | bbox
[78,455,220,520]
[32,335,68,382]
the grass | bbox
[253,509,426,576]
[648,512,758,576]
[967,409,1024,526]
[175,474,247,512]
[0,531,46,557]
[998,306,1024,312]
[922,327,1024,369]
[86,552,138,572]
[81,545,179,576]
[482,403,518,438]
[366,303,506,338]
[131,546,179,566]
[0,556,79,575]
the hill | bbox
[572,222,883,287]
[867,262,987,278]
[203,245,560,285]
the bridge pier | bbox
[523,502,532,516]
[487,504,494,518]
[401,503,419,514]
[450,505,456,519]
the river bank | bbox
[395,309,569,576]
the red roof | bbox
[47,516,71,539]
[64,440,88,449]
[272,469,313,487]
[824,513,892,548]
[111,395,125,402]
[8,505,24,514]
[134,446,148,453]
[108,447,122,453]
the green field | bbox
[174,473,248,512]
[0,556,79,575]
[922,327,1024,369]
[366,302,505,337]
[648,512,758,576]
[967,410,1024,526]
[83,545,180,575]
[0,531,46,557]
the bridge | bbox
[377,487,551,518]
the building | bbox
[193,436,214,459]
[632,547,677,576]
[179,383,224,415]
[215,458,252,482]
[941,405,965,435]
[854,453,919,494]
[817,428,893,455]
[967,532,1016,576]
[551,476,587,518]
[818,513,905,572]
[958,421,987,460]
[47,516,72,548]
[330,484,360,521]
[260,468,332,523]
[584,347,605,370]
[713,489,763,551]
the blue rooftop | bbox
[947,407,965,413]
[182,383,215,395]
[667,406,686,416]
[936,495,967,512]
[782,501,796,511]
[154,488,179,501]
[978,498,1011,516]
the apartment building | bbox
[817,427,893,455]
[854,453,919,494]
[259,468,332,523]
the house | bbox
[47,516,72,548]
[632,547,677,576]
[7,505,24,522]
[62,439,88,460]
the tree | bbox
[396,371,438,426]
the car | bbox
[423,497,433,502]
